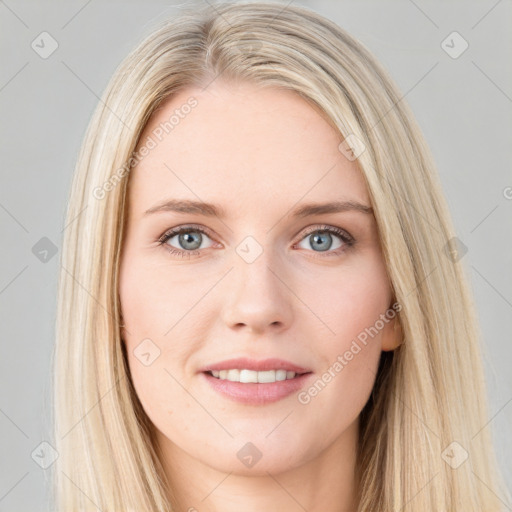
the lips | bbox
[200,357,311,374]
[199,357,314,405]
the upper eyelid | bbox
[159,223,353,245]
[159,223,212,237]
[300,224,353,240]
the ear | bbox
[381,304,403,352]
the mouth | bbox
[199,358,314,405]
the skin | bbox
[119,80,402,512]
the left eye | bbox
[296,229,343,252]
[294,225,355,255]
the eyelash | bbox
[157,224,355,259]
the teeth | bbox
[256,370,276,383]
[209,369,298,383]
[239,369,258,383]
[276,369,287,381]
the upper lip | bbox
[200,357,311,374]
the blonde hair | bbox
[51,2,511,510]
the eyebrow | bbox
[144,199,373,218]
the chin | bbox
[209,454,306,477]
[197,437,314,476]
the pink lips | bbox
[199,357,313,405]
[200,357,311,374]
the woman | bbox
[52,2,510,511]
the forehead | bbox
[127,81,370,216]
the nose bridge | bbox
[220,235,293,332]
[237,245,277,290]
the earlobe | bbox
[381,314,403,352]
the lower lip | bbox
[201,371,313,405]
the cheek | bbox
[122,324,204,444]
[119,249,211,337]
[127,356,213,456]
[298,251,391,351]
[294,254,389,410]
[119,253,206,428]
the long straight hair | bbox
[51,2,510,510]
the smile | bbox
[209,369,298,383]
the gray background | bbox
[1,0,511,509]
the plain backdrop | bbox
[0,0,511,509]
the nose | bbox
[220,249,294,335]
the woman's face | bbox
[119,81,401,476]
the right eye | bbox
[158,225,217,258]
